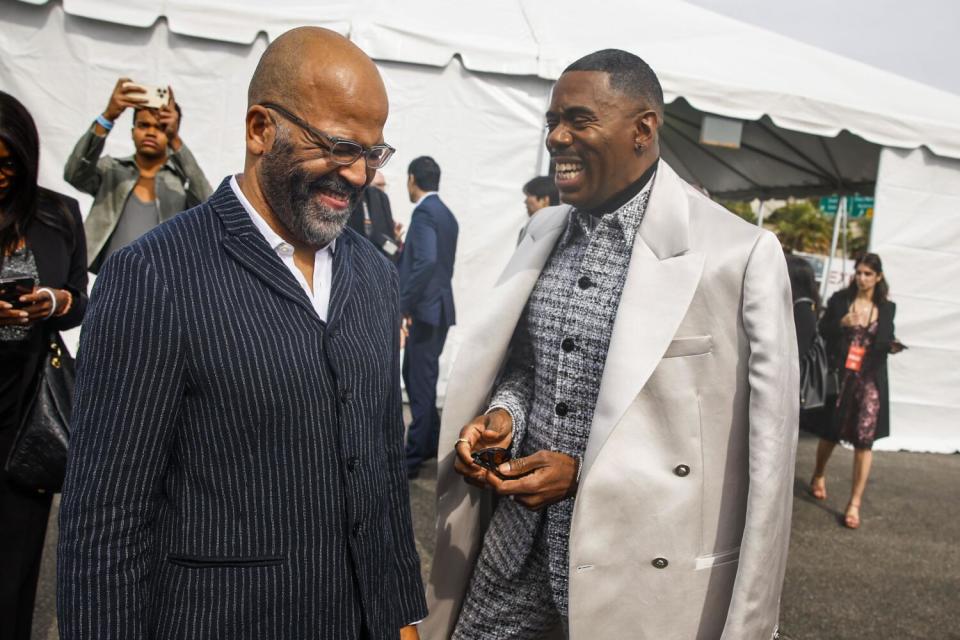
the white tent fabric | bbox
[871,148,960,453]
[3,0,959,450]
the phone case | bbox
[124,82,170,109]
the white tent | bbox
[3,0,958,452]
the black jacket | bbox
[346,186,399,262]
[4,188,88,363]
[58,179,426,639]
[819,290,896,440]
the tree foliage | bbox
[767,201,833,253]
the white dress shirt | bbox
[230,175,335,322]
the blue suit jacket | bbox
[398,193,458,327]
[58,179,426,639]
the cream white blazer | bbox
[423,161,799,640]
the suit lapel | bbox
[582,163,705,476]
[214,180,321,322]
[437,206,569,455]
[326,233,354,334]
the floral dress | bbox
[834,321,881,449]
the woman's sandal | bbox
[810,475,827,501]
[844,502,861,529]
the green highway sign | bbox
[818,195,874,218]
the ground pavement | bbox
[34,432,958,639]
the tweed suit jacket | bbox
[58,179,427,639]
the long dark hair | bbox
[845,252,889,305]
[0,91,73,261]
[786,254,821,310]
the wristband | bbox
[37,287,57,319]
[95,114,115,131]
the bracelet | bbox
[95,114,115,131]
[37,287,57,319]
[566,455,583,499]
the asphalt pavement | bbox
[33,430,959,639]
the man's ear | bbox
[246,105,273,157]
[634,109,660,148]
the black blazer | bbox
[6,188,88,368]
[23,188,88,334]
[398,193,458,327]
[347,186,399,262]
[819,290,896,440]
[58,179,426,639]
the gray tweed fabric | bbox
[455,183,651,637]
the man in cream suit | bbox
[422,50,798,640]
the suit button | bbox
[555,402,569,417]
[347,457,359,471]
[652,557,668,569]
[561,338,575,352]
[674,464,690,477]
[577,276,592,290]
[340,390,353,403]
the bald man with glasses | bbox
[58,28,426,640]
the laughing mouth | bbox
[554,160,584,183]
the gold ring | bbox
[454,438,470,448]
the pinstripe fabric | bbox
[57,178,427,639]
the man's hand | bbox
[486,450,578,511]
[453,409,514,488]
[394,221,405,242]
[157,86,182,151]
[103,77,147,122]
[400,314,411,350]
[399,625,420,640]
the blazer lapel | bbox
[325,233,354,334]
[437,206,569,455]
[582,162,705,476]
[213,180,320,322]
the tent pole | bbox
[757,200,765,227]
[841,197,849,284]
[821,196,846,301]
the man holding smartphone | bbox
[64,77,212,273]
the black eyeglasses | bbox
[259,102,395,170]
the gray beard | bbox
[258,134,357,248]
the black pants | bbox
[402,319,449,473]
[0,351,52,640]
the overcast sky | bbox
[686,0,960,96]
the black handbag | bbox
[4,333,74,493]
[795,298,829,411]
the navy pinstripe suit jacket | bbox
[58,179,427,639]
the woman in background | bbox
[811,253,895,530]
[0,91,87,640]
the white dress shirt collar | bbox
[229,175,336,322]
[414,191,438,207]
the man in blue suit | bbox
[399,156,458,478]
[58,28,425,640]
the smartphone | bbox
[124,82,170,109]
[0,275,35,308]
[472,447,511,477]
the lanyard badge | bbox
[845,343,866,371]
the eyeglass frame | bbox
[258,102,396,169]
